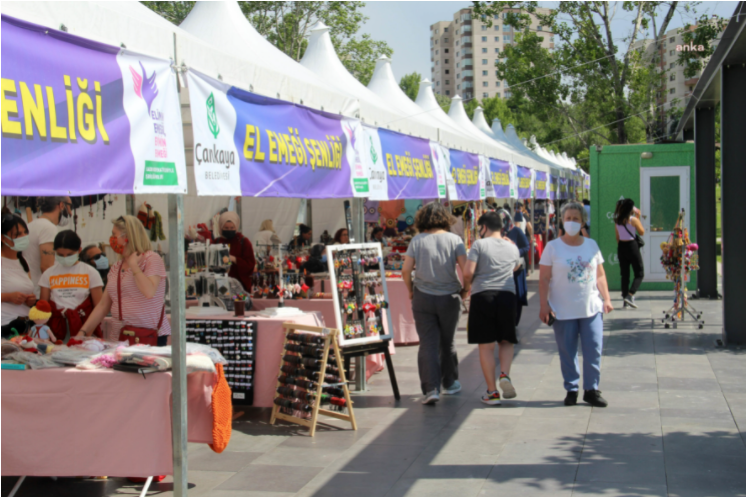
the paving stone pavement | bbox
[3,277,745,497]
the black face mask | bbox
[222,230,237,240]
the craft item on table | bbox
[28,300,54,342]
[6,351,60,369]
[1,340,22,358]
[209,363,233,453]
[116,347,172,371]
[136,202,155,230]
[270,324,356,436]
[51,348,99,366]
[149,211,166,241]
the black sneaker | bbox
[564,391,578,406]
[583,390,608,407]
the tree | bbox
[399,72,422,101]
[471,1,720,150]
[435,93,452,113]
[677,15,727,78]
[141,1,392,85]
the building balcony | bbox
[462,65,473,70]
[462,76,474,82]
[462,42,473,49]
[684,77,699,86]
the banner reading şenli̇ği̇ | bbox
[1,15,187,195]
[188,69,366,198]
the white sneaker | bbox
[623,295,638,309]
[421,389,440,405]
[443,380,462,395]
[499,375,517,399]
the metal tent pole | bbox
[168,193,188,497]
[530,195,535,273]
[353,197,367,391]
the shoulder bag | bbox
[117,265,164,346]
[624,223,645,249]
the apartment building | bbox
[429,7,553,101]
[633,20,723,129]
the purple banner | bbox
[2,15,133,195]
[449,149,481,201]
[535,171,548,200]
[379,128,438,199]
[488,159,511,198]
[549,175,559,201]
[517,166,532,199]
[229,88,356,197]
[558,177,568,200]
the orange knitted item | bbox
[209,363,232,453]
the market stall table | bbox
[251,298,337,330]
[1,368,214,478]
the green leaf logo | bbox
[369,136,378,164]
[206,92,220,139]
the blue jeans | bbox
[552,313,603,392]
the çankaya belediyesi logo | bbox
[194,92,235,169]
[129,62,158,112]
[207,92,220,139]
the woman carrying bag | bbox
[78,216,170,345]
[614,198,645,309]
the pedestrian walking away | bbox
[539,201,614,408]
[614,198,645,309]
[462,211,523,405]
[402,202,467,405]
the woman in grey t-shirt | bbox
[403,202,467,405]
[462,212,522,406]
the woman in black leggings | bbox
[615,199,645,308]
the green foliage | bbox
[141,1,392,85]
[399,72,422,101]
[435,93,452,113]
[471,1,719,153]
[677,15,727,79]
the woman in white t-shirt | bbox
[1,214,36,337]
[40,230,103,341]
[539,201,613,408]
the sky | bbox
[360,1,739,83]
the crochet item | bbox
[209,363,233,453]
[150,211,166,241]
[29,300,52,321]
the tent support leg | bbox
[168,194,188,497]
[8,476,25,497]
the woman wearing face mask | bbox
[39,231,103,342]
[539,201,613,408]
[213,211,256,292]
[77,215,171,345]
[1,214,36,338]
[81,244,110,287]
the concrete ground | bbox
[3,277,745,497]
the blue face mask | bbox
[94,254,109,270]
[56,253,79,267]
[321,255,328,263]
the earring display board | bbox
[185,319,257,405]
[270,323,357,436]
[325,243,394,347]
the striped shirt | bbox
[107,251,170,337]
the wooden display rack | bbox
[270,323,357,436]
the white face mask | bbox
[564,221,582,236]
[56,253,79,267]
[4,235,29,252]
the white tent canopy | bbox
[300,22,435,140]
[414,79,486,154]
[446,96,519,165]
[179,1,357,117]
[472,108,550,173]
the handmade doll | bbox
[28,300,55,342]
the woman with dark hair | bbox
[289,224,312,250]
[213,211,256,292]
[40,230,104,341]
[402,202,467,405]
[614,198,645,308]
[1,214,35,337]
[333,228,349,245]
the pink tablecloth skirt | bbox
[386,278,419,345]
[1,369,214,477]
[251,298,338,332]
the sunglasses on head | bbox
[91,253,105,261]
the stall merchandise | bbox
[186,320,257,405]
[270,323,356,436]
[659,209,704,329]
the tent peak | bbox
[376,54,391,62]
[309,20,329,32]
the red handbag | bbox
[116,267,164,346]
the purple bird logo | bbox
[129,61,158,112]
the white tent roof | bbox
[413,79,486,154]
[179,2,357,117]
[506,124,565,176]
[446,96,517,163]
[472,109,550,173]
[300,22,435,140]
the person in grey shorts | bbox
[402,202,467,405]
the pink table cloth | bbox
[251,298,338,331]
[1,369,214,477]
[386,278,419,345]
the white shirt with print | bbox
[39,262,103,311]
[540,237,604,320]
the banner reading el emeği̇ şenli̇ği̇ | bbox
[1,15,187,195]
[448,149,481,201]
[187,69,366,198]
[517,166,533,199]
